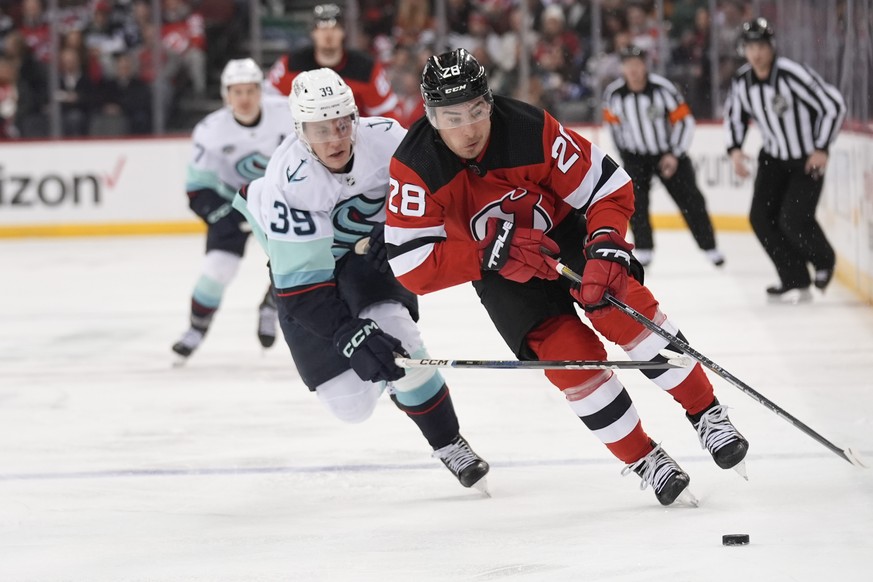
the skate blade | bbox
[732,460,749,481]
[676,488,699,507]
[171,355,189,368]
[471,477,491,498]
[767,289,813,304]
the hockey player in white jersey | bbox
[232,68,490,492]
[173,58,293,360]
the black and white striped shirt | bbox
[724,56,846,160]
[602,73,694,157]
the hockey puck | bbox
[722,534,750,546]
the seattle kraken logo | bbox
[331,194,384,258]
[235,152,271,181]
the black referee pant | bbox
[749,151,836,289]
[621,152,717,252]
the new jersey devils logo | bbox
[470,188,553,240]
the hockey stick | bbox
[552,259,867,468]
[396,356,692,370]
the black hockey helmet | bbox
[421,48,492,109]
[619,45,647,61]
[312,3,343,29]
[741,18,775,43]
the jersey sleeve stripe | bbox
[386,241,436,277]
[564,147,628,210]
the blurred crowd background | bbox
[0,0,870,139]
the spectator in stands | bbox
[20,0,50,65]
[0,53,19,139]
[714,0,748,113]
[626,1,658,59]
[3,30,48,136]
[266,3,401,122]
[393,0,432,49]
[485,6,531,96]
[0,6,14,45]
[63,29,104,84]
[161,0,207,97]
[57,46,94,136]
[84,1,127,77]
[98,51,151,134]
[532,4,584,113]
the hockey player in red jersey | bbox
[265,3,401,122]
[384,48,750,506]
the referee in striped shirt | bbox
[603,46,723,268]
[725,18,846,301]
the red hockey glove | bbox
[572,228,634,318]
[478,218,560,283]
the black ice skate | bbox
[172,328,205,363]
[622,442,697,507]
[688,400,749,479]
[433,435,490,495]
[257,300,278,349]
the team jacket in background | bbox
[602,72,694,157]
[385,95,635,295]
[724,56,846,160]
[266,47,400,121]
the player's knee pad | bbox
[202,249,242,285]
[359,301,424,355]
[315,370,383,424]
[358,301,444,404]
[525,314,608,391]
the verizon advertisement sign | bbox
[0,138,191,230]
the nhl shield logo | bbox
[647,104,664,120]
[771,95,789,115]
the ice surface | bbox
[1,231,871,581]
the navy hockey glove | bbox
[334,318,407,383]
[364,222,390,273]
[478,218,561,283]
[572,228,634,319]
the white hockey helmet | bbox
[289,68,359,152]
[220,58,263,98]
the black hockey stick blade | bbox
[551,260,866,468]
[395,356,692,370]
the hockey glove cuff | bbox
[572,228,634,318]
[334,318,407,383]
[478,218,561,283]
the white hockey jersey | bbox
[186,95,294,200]
[232,117,406,292]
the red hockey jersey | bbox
[267,47,400,120]
[385,96,635,295]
